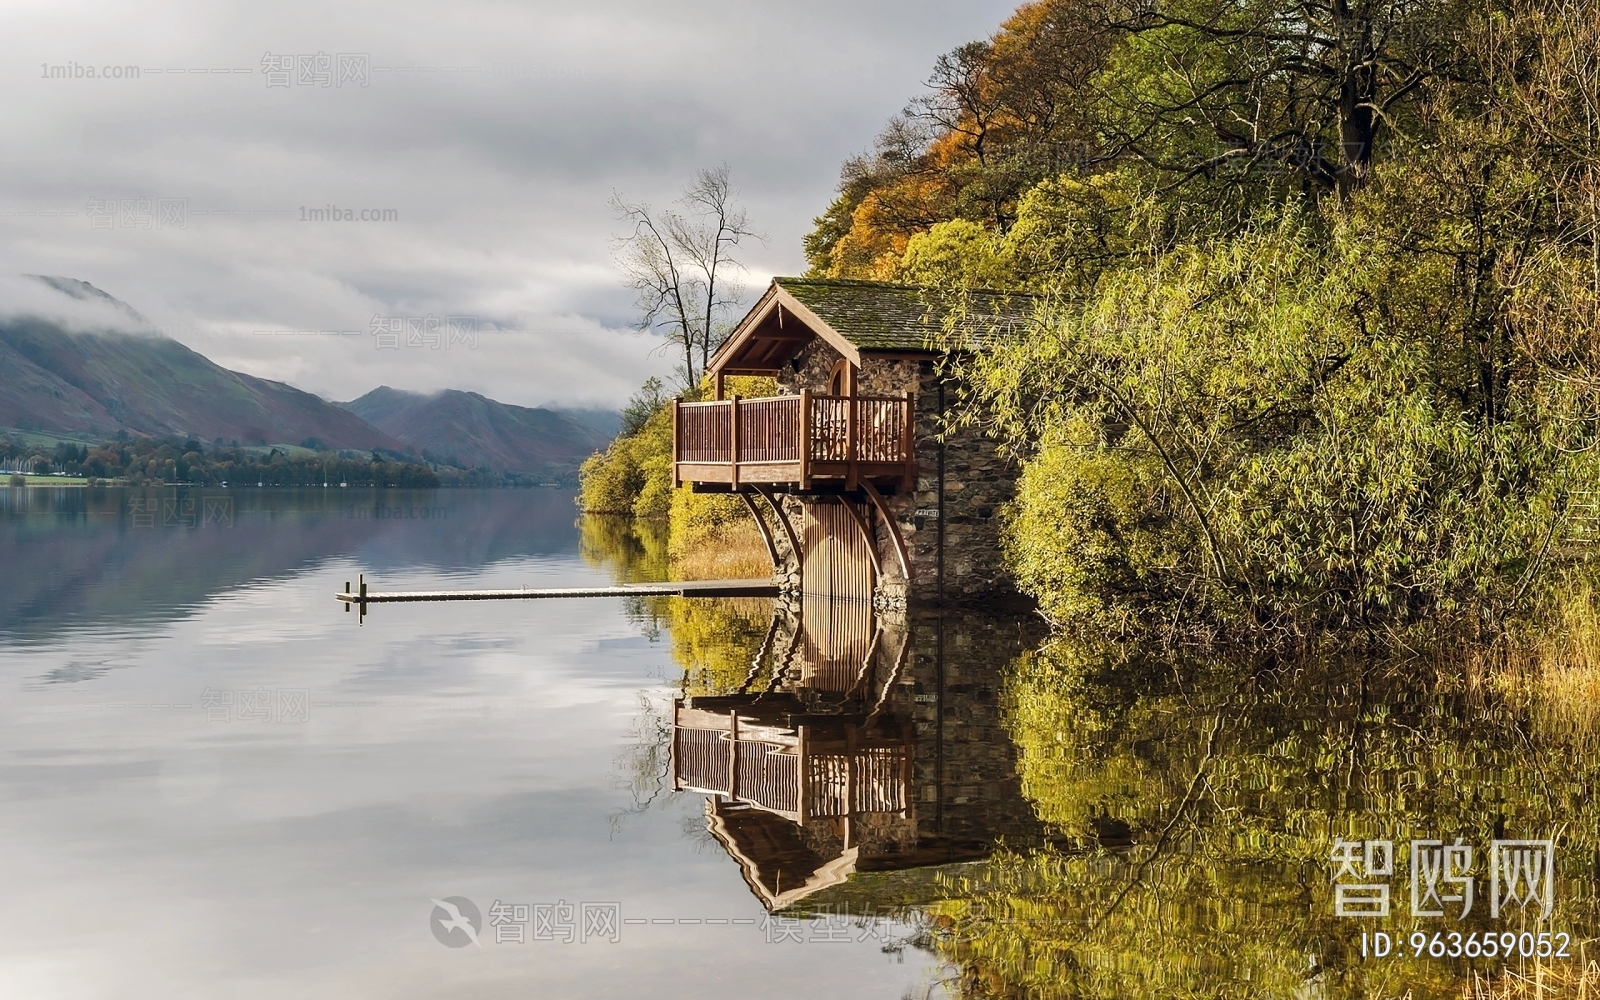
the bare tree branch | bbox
[611,165,765,390]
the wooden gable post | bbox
[798,388,812,490]
[728,393,741,490]
[671,397,681,488]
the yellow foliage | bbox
[1002,417,1191,631]
[825,190,916,280]
[581,375,778,585]
[578,403,674,517]
[577,514,668,583]
[660,596,774,697]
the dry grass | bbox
[669,519,774,581]
[1494,577,1600,736]
[1462,961,1600,999]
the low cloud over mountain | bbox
[1,277,402,450]
[1,278,617,478]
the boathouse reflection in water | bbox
[672,596,1054,910]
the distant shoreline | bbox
[1,478,573,489]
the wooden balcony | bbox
[673,391,914,492]
[672,704,911,824]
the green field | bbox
[0,428,102,449]
[3,474,91,486]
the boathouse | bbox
[672,277,1035,607]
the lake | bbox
[3,486,1595,999]
[0,487,958,999]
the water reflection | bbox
[2,493,951,999]
[923,641,1600,999]
[12,494,1588,996]
[669,596,1058,912]
[0,486,580,642]
[642,580,1600,997]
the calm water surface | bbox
[7,487,1600,999]
[0,487,946,999]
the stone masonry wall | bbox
[773,339,1018,606]
[774,607,1057,892]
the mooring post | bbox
[344,581,350,613]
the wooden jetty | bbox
[335,576,778,607]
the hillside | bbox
[338,386,610,478]
[0,278,403,451]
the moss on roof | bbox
[774,277,1035,352]
[777,859,992,915]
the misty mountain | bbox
[549,407,622,441]
[337,386,611,477]
[23,275,150,325]
[0,278,404,450]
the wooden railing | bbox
[673,705,910,822]
[808,396,909,463]
[736,741,799,815]
[804,748,908,817]
[674,726,730,794]
[674,392,914,488]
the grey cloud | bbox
[2,0,1018,407]
[0,273,157,335]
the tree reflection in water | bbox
[583,515,1600,997]
[930,640,1600,999]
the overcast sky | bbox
[1,0,1018,408]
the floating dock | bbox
[336,577,779,605]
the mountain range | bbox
[337,386,610,476]
[0,277,615,477]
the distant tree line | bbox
[0,436,445,487]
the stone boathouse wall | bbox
[773,338,1016,607]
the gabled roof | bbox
[709,277,1037,375]
[704,799,859,910]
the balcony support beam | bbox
[738,491,782,572]
[753,485,803,574]
[861,480,912,583]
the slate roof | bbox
[772,277,1036,352]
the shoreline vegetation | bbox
[578,376,775,583]
[0,434,574,489]
[589,0,1600,659]
[576,2,1600,985]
